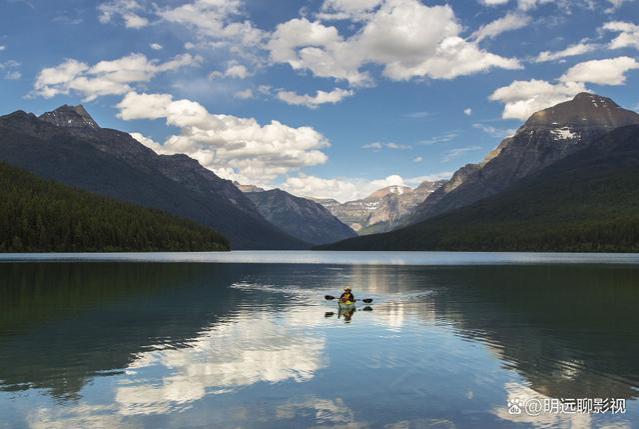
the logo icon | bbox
[508,398,522,415]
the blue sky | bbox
[1,0,638,201]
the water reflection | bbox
[0,262,638,428]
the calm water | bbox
[1,252,638,428]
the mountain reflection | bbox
[1,261,638,427]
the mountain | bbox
[407,93,639,224]
[233,181,265,193]
[39,104,100,129]
[320,124,639,252]
[315,181,445,234]
[0,105,307,250]
[242,188,357,245]
[0,162,229,252]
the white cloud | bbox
[0,59,21,80]
[233,88,254,99]
[0,45,5,51]
[605,0,636,13]
[362,142,411,151]
[33,53,201,101]
[603,21,639,50]
[276,88,354,108]
[464,108,472,116]
[473,123,516,138]
[281,175,364,202]
[534,42,598,63]
[157,0,264,47]
[418,132,459,145]
[317,0,383,21]
[362,142,383,150]
[268,0,521,86]
[490,79,587,120]
[413,156,423,163]
[479,0,557,10]
[117,91,330,183]
[150,43,163,50]
[281,172,451,202]
[98,0,149,29]
[480,0,510,5]
[442,146,482,162]
[209,62,251,79]
[130,132,165,153]
[117,92,173,120]
[472,13,531,42]
[4,70,21,80]
[560,56,639,85]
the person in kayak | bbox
[340,288,355,303]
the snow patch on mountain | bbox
[551,127,579,141]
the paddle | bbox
[324,295,373,304]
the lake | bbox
[1,252,638,428]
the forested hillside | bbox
[0,162,230,252]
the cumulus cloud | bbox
[130,132,164,152]
[209,62,251,79]
[117,92,330,183]
[268,0,521,86]
[472,13,531,42]
[603,21,639,50]
[33,53,201,101]
[157,0,264,47]
[560,56,639,85]
[490,79,587,120]
[233,88,254,99]
[534,42,598,62]
[150,43,163,50]
[464,108,472,116]
[276,88,354,108]
[281,172,452,201]
[98,0,149,29]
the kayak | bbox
[338,301,355,310]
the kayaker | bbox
[340,287,355,303]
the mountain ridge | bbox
[243,188,357,245]
[405,92,639,224]
[320,123,639,251]
[0,106,307,250]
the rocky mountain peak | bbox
[39,104,100,129]
[408,93,639,225]
[525,92,639,131]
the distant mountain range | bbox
[242,188,356,245]
[322,93,639,251]
[0,105,306,250]
[3,92,638,253]
[311,181,445,234]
